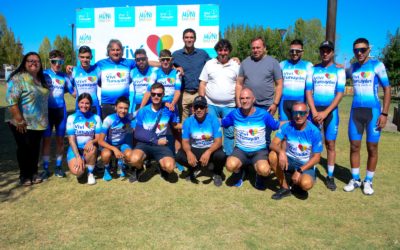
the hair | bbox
[106,39,123,56]
[7,52,47,88]
[241,87,255,97]
[134,48,147,57]
[115,96,130,106]
[151,82,165,92]
[353,37,369,47]
[290,39,304,47]
[214,39,232,52]
[182,28,196,39]
[49,49,64,59]
[251,36,266,48]
[78,45,92,55]
[159,49,172,58]
[77,93,93,105]
[292,101,308,112]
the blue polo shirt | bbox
[172,48,210,91]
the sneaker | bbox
[19,178,32,186]
[325,176,337,191]
[160,169,170,181]
[232,170,244,187]
[291,185,309,200]
[213,174,223,187]
[362,181,374,195]
[255,174,267,190]
[343,179,362,192]
[40,170,50,181]
[271,187,291,200]
[185,172,199,184]
[54,167,66,178]
[87,173,96,185]
[76,173,87,184]
[129,169,138,183]
[103,168,112,181]
[32,174,43,184]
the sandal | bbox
[20,178,32,186]
[32,174,43,184]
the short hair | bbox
[151,82,165,93]
[134,48,147,57]
[183,28,196,39]
[78,45,92,54]
[214,39,232,52]
[106,39,123,56]
[241,87,255,97]
[292,101,308,111]
[49,50,64,59]
[251,36,266,48]
[115,96,130,106]
[353,38,369,47]
[159,49,172,58]
[290,39,304,47]
[77,93,93,105]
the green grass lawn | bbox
[0,82,399,249]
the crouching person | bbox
[269,102,323,199]
[176,96,226,186]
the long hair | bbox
[7,52,47,88]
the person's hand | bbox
[84,140,95,153]
[312,111,323,124]
[66,65,73,74]
[165,102,175,111]
[292,171,301,185]
[157,138,168,146]
[199,150,211,167]
[278,151,288,170]
[231,57,241,65]
[268,104,278,115]
[187,151,198,167]
[175,66,184,76]
[15,119,27,134]
[74,156,85,173]
[113,148,124,159]
[377,114,388,129]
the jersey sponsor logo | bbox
[88,76,97,82]
[157,123,166,130]
[167,78,175,84]
[294,69,305,76]
[85,121,95,129]
[298,143,308,151]
[325,73,334,79]
[55,79,65,85]
[360,72,371,78]
[201,134,211,140]
[248,128,258,136]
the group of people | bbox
[5,27,391,199]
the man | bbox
[269,102,323,200]
[305,41,346,191]
[176,96,226,186]
[172,28,210,122]
[199,39,239,156]
[344,38,391,195]
[279,39,313,121]
[129,83,180,181]
[128,49,156,113]
[222,88,280,188]
[236,36,283,147]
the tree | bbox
[39,37,52,69]
[0,14,23,67]
[381,28,400,86]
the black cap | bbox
[319,40,335,50]
[193,96,207,106]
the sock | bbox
[42,156,50,170]
[351,168,360,180]
[327,165,335,177]
[87,165,94,174]
[56,154,63,167]
[364,170,375,183]
[104,164,110,171]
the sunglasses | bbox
[151,92,163,97]
[194,105,206,110]
[160,57,172,62]
[290,49,303,54]
[26,59,40,64]
[292,110,307,117]
[135,57,147,62]
[50,59,64,65]
[353,47,369,54]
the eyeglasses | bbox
[292,110,307,117]
[50,59,64,65]
[151,92,163,97]
[135,57,147,62]
[160,57,172,62]
[290,49,303,54]
[353,47,369,54]
[26,59,40,64]
[194,105,206,110]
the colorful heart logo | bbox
[147,34,174,56]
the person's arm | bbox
[268,78,282,115]
[198,81,207,97]
[235,76,244,107]
[306,90,318,119]
[169,90,181,110]
[291,152,321,184]
[377,85,391,128]
[149,60,160,68]
[182,139,197,167]
[8,104,27,133]
[68,135,85,171]
[270,136,288,171]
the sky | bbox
[1,0,399,63]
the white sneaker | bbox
[343,179,362,192]
[362,181,374,195]
[87,173,96,185]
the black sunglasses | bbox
[292,110,307,117]
[353,47,369,54]
[160,57,172,62]
[135,57,147,62]
[290,49,303,54]
[151,92,163,97]
[194,105,206,110]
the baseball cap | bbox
[193,96,207,107]
[319,40,335,50]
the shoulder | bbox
[172,49,184,56]
[265,55,279,64]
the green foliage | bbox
[381,28,400,86]
[38,37,52,69]
[0,14,23,67]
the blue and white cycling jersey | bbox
[306,64,346,106]
[96,58,135,105]
[222,107,280,152]
[70,65,101,108]
[182,113,222,149]
[280,59,313,102]
[350,59,390,109]
[129,66,156,112]
[276,121,323,168]
[66,111,102,149]
[101,113,134,146]
[153,68,182,104]
[44,69,74,108]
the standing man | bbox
[269,102,323,200]
[172,28,210,122]
[236,36,283,147]
[305,41,346,191]
[344,38,391,195]
[279,39,313,121]
[199,39,239,156]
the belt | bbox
[184,89,198,94]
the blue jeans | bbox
[208,104,235,156]
[254,104,272,148]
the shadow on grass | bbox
[316,157,352,185]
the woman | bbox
[5,52,50,186]
[66,93,102,185]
